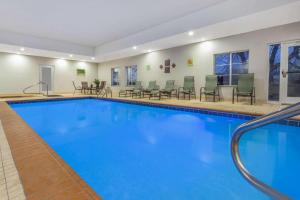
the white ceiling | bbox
[0,0,224,46]
[97,0,300,62]
[0,0,299,62]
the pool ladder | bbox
[231,102,300,200]
[23,81,48,96]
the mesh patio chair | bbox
[200,75,220,102]
[232,73,255,105]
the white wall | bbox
[0,53,98,94]
[98,22,300,102]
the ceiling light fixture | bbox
[20,47,25,51]
[147,50,152,53]
[133,46,137,50]
[91,57,95,60]
[69,54,73,58]
[188,31,194,36]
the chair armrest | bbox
[178,87,184,92]
[200,87,205,93]
[233,86,237,93]
[215,86,221,95]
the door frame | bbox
[39,65,55,94]
[280,41,300,104]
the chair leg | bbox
[200,93,202,102]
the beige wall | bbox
[0,53,98,94]
[98,22,300,102]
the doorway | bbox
[39,65,54,95]
[280,41,300,104]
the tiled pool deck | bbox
[0,94,299,199]
[0,121,26,200]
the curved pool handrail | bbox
[231,102,300,200]
[23,81,48,96]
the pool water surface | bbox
[10,99,300,200]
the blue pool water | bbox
[10,99,300,200]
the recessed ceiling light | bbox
[188,31,194,36]
[133,46,137,50]
[69,54,73,58]
[91,57,95,60]
[147,50,152,53]
[20,47,25,51]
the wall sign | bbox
[76,69,86,76]
[187,58,193,67]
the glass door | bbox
[281,42,300,104]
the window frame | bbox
[213,50,250,86]
[267,43,281,102]
[111,67,120,86]
[125,65,138,86]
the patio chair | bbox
[104,87,113,98]
[119,81,140,97]
[119,89,127,97]
[232,73,255,105]
[81,81,89,94]
[72,81,82,95]
[96,81,106,97]
[178,76,196,100]
[158,80,177,100]
[131,81,143,98]
[200,75,220,102]
[143,81,159,98]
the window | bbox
[125,65,137,86]
[214,51,249,85]
[268,44,281,101]
[111,68,120,86]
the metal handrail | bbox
[231,102,300,200]
[23,81,48,96]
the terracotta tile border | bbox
[0,102,101,200]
